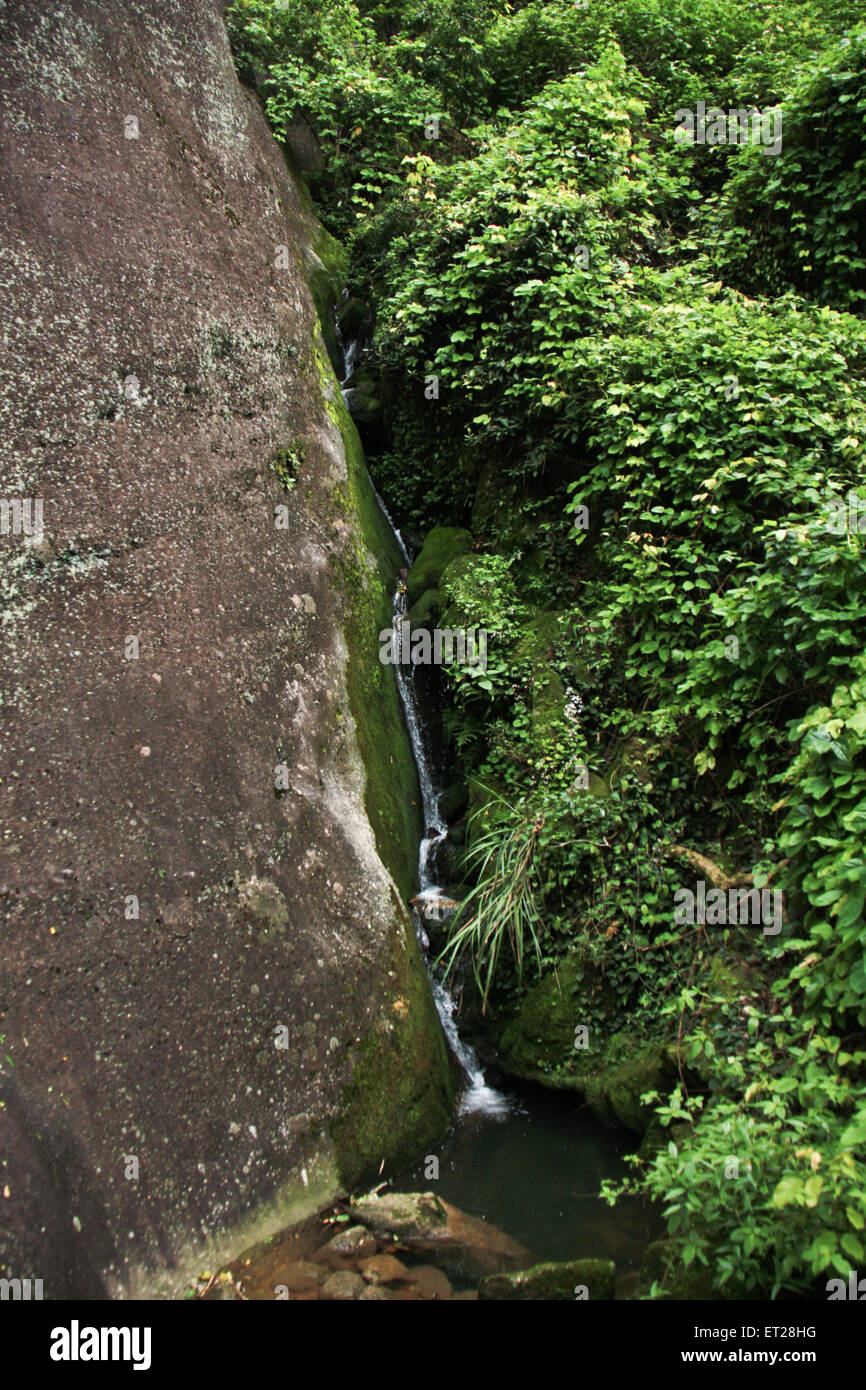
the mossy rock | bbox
[479,1258,615,1301]
[408,587,442,628]
[512,607,563,665]
[344,367,381,426]
[438,779,468,823]
[496,966,673,1133]
[312,305,455,1197]
[406,527,473,605]
[308,264,343,379]
[706,953,754,1002]
[316,349,421,901]
[531,666,566,745]
[584,1037,676,1132]
[337,295,369,341]
[330,903,456,1191]
[496,952,611,1078]
[303,219,348,380]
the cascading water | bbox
[336,315,508,1120]
[389,580,510,1119]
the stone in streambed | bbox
[479,1258,616,1301]
[358,1253,408,1285]
[351,1191,533,1282]
[404,1264,453,1299]
[321,1270,366,1301]
[276,1260,326,1293]
[318,1224,378,1263]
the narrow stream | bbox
[376,490,510,1118]
[338,314,659,1270]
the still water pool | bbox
[393,1076,661,1269]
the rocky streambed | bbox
[195,1190,626,1301]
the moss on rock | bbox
[309,319,455,1191]
[406,526,473,604]
[330,899,455,1190]
[479,1258,616,1300]
[408,587,442,628]
[316,346,422,902]
[495,957,675,1132]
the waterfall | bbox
[389,583,510,1119]
[336,313,509,1120]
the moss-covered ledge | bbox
[331,893,455,1189]
[305,266,455,1188]
[492,951,678,1134]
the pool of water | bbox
[393,1076,661,1269]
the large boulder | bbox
[495,956,676,1132]
[406,527,473,604]
[351,1191,533,1282]
[0,0,452,1297]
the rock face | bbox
[0,0,452,1297]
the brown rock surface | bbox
[352,1191,534,1282]
[358,1252,409,1285]
[0,0,451,1297]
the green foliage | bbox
[232,0,866,1300]
[604,1038,866,1298]
[716,29,866,311]
[269,441,305,489]
[440,789,544,1009]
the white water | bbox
[389,586,510,1120]
[336,317,509,1120]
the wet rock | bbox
[337,296,370,342]
[352,1191,447,1242]
[358,1253,409,1285]
[343,366,381,428]
[276,1261,326,1294]
[479,1258,616,1301]
[425,834,460,890]
[352,1191,533,1282]
[320,1270,366,1301]
[319,1224,378,1262]
[404,1264,453,1299]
